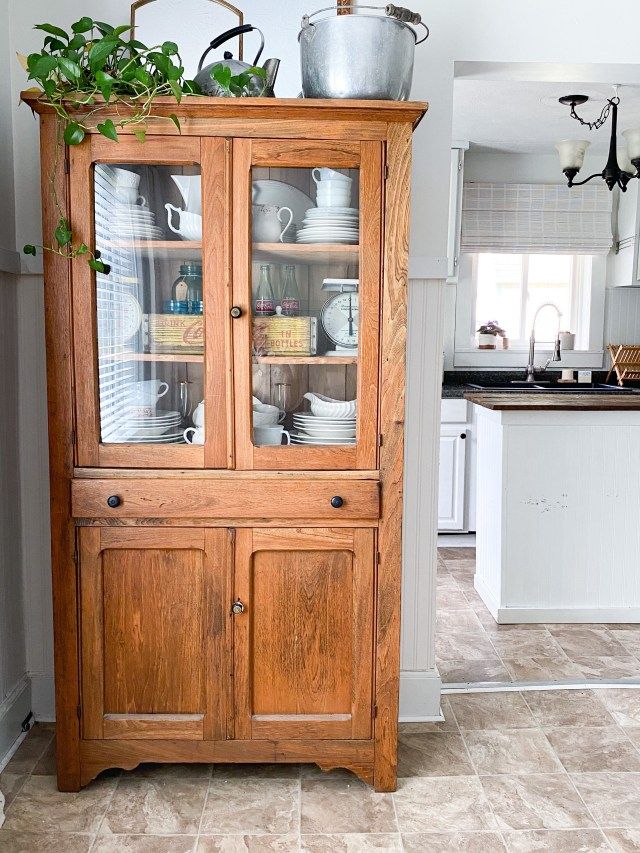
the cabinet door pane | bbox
[233,141,382,470]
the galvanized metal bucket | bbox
[299,4,428,101]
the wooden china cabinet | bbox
[23,94,427,792]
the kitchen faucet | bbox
[525,302,563,383]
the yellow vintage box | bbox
[143,313,205,354]
[253,316,318,356]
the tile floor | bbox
[437,547,640,686]
[5,691,640,850]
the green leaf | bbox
[63,122,85,146]
[128,39,147,51]
[95,69,114,101]
[67,34,86,51]
[42,79,56,98]
[89,257,111,274]
[161,40,179,56]
[43,36,66,52]
[93,21,114,36]
[26,53,40,73]
[96,118,118,142]
[134,66,153,88]
[23,244,37,256]
[248,65,267,79]
[169,80,182,103]
[54,218,72,247]
[112,24,132,37]
[34,23,69,40]
[148,51,171,78]
[133,129,147,143]
[71,17,94,34]
[182,79,201,95]
[29,54,58,80]
[57,56,82,82]
[76,243,89,255]
[168,113,181,134]
[88,36,119,73]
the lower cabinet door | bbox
[233,527,375,741]
[79,526,230,741]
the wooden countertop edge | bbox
[20,91,428,127]
[464,391,640,411]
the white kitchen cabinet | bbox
[438,425,467,530]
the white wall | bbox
[5,0,640,720]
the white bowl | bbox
[303,393,357,419]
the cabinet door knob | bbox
[460,432,467,440]
[107,495,121,508]
[231,599,245,615]
[330,496,344,509]
[230,306,243,319]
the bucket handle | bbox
[301,4,429,44]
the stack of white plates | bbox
[120,410,184,442]
[296,207,359,244]
[113,204,164,240]
[291,412,357,445]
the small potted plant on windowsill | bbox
[477,321,509,350]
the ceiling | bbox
[452,79,640,155]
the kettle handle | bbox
[198,24,265,72]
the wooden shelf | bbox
[111,240,202,259]
[103,352,204,363]
[255,355,358,365]
[253,243,359,265]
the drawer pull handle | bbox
[231,599,245,615]
[107,495,122,508]
[460,432,467,440]
[230,306,243,319]
[330,495,344,509]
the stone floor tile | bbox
[596,689,640,727]
[479,774,595,830]
[129,763,213,780]
[571,655,640,680]
[0,768,28,809]
[501,657,584,683]
[0,830,94,852]
[609,631,640,659]
[436,631,499,663]
[500,829,610,851]
[439,548,476,561]
[489,631,566,660]
[300,779,396,835]
[438,587,475,611]
[2,775,115,834]
[212,765,300,780]
[300,834,402,851]
[392,776,497,833]
[198,835,300,852]
[448,692,535,730]
[439,659,511,685]
[545,726,640,772]
[604,828,640,852]
[571,772,640,827]
[436,610,485,634]
[402,832,506,851]
[547,626,629,659]
[523,690,615,728]
[399,697,459,733]
[397,732,474,777]
[101,775,207,835]
[463,730,563,776]
[32,738,57,775]
[2,725,54,775]
[201,780,299,836]
[93,835,196,852]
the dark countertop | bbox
[464,392,640,411]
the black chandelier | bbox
[555,89,640,192]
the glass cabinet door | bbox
[233,139,383,470]
[70,137,231,468]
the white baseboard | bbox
[30,674,55,721]
[438,533,476,547]
[399,669,443,721]
[0,675,31,765]
[474,573,500,620]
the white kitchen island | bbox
[466,392,640,623]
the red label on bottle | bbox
[280,298,300,316]
[255,299,275,315]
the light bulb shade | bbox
[618,146,637,175]
[555,139,590,171]
[623,128,640,162]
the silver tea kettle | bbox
[194,24,280,97]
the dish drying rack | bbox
[606,344,640,385]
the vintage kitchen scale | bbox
[321,278,359,356]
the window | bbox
[473,253,592,347]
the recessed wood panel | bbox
[103,549,205,714]
[252,550,353,716]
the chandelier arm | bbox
[567,172,603,187]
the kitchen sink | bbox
[466,382,640,394]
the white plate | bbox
[299,429,357,438]
[253,180,315,229]
[117,433,186,444]
[293,417,356,425]
[297,236,358,244]
[291,435,356,445]
[306,206,359,216]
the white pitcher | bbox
[171,175,202,216]
[252,204,294,243]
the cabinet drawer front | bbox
[72,479,380,520]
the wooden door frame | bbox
[69,135,233,468]
[231,138,383,471]
[233,527,375,741]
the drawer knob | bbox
[230,306,243,319]
[330,495,344,509]
[107,495,121,508]
[231,599,245,615]
[460,432,467,440]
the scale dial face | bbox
[321,292,359,349]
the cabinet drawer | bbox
[72,478,380,521]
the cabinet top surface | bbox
[465,392,640,411]
[21,92,428,129]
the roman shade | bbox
[461,182,613,255]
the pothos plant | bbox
[21,16,264,272]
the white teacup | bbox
[183,426,204,445]
[116,187,147,206]
[126,380,169,405]
[112,167,141,188]
[253,410,279,426]
[165,204,203,240]
[192,400,205,428]
[316,188,351,208]
[313,167,352,185]
[253,425,291,446]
